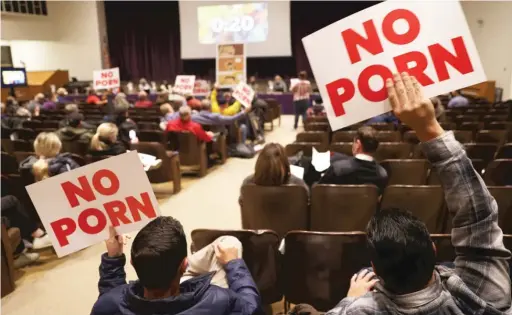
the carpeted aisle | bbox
[1,116,298,315]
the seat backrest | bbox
[484,159,512,186]
[240,184,309,239]
[191,229,282,304]
[12,139,33,152]
[61,140,89,156]
[381,185,446,233]
[496,143,512,159]
[453,130,474,143]
[285,142,321,157]
[430,234,455,263]
[296,132,329,148]
[139,130,165,143]
[381,159,429,185]
[464,143,498,165]
[403,131,419,145]
[488,186,512,234]
[375,131,401,142]
[329,142,353,156]
[283,231,369,311]
[368,123,395,131]
[167,131,203,165]
[476,130,507,145]
[311,185,378,231]
[332,131,356,143]
[1,152,19,175]
[374,143,411,161]
[305,122,329,132]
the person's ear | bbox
[179,257,188,274]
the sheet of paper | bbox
[312,147,331,172]
[290,165,305,179]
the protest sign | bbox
[174,75,196,95]
[232,81,255,108]
[302,2,485,131]
[193,80,211,95]
[26,151,160,257]
[93,67,120,90]
[290,78,300,90]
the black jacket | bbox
[56,126,94,142]
[19,153,80,182]
[319,156,388,194]
[89,142,126,157]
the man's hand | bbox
[215,243,239,265]
[105,226,124,258]
[386,72,444,142]
[346,269,379,298]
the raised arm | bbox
[97,227,127,297]
[210,88,220,113]
[388,72,511,308]
[223,100,242,116]
[210,110,247,125]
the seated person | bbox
[159,103,179,130]
[166,106,214,143]
[89,123,127,157]
[5,96,20,116]
[155,92,169,104]
[103,105,139,148]
[86,89,108,106]
[193,99,250,142]
[306,97,326,117]
[366,112,399,125]
[1,195,52,256]
[307,72,512,315]
[138,78,151,94]
[134,91,152,108]
[186,95,202,110]
[56,87,68,103]
[447,89,469,108]
[113,92,131,110]
[168,89,187,107]
[9,107,32,129]
[273,75,287,92]
[19,132,80,182]
[210,87,241,116]
[42,93,58,111]
[91,216,262,315]
[56,112,95,143]
[239,143,309,206]
[26,93,44,117]
[59,104,96,129]
[319,126,388,193]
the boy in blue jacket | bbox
[91,216,263,315]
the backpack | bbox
[228,143,256,159]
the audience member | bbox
[309,72,512,315]
[366,112,400,125]
[239,143,309,206]
[10,107,32,129]
[248,75,259,91]
[1,195,51,251]
[86,89,108,106]
[91,217,262,315]
[19,132,80,182]
[26,93,44,117]
[5,96,20,116]
[113,92,131,109]
[273,75,287,92]
[42,93,58,111]
[210,87,241,116]
[56,87,68,103]
[138,78,151,94]
[58,104,95,129]
[193,99,250,141]
[447,90,469,108]
[89,123,127,157]
[166,106,214,143]
[103,105,139,148]
[135,91,153,108]
[306,97,326,117]
[186,95,202,110]
[291,71,312,129]
[159,103,179,129]
[319,126,388,193]
[56,112,94,143]
[155,92,169,104]
[168,89,187,107]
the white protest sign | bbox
[302,2,485,131]
[312,147,331,172]
[193,80,211,95]
[290,78,300,90]
[93,67,120,90]
[174,75,196,95]
[26,151,160,257]
[232,81,255,108]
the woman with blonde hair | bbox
[19,132,80,182]
[89,123,126,157]
[238,143,309,206]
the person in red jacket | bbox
[134,91,153,108]
[166,105,213,142]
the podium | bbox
[1,70,69,102]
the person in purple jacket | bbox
[91,216,263,315]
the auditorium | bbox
[1,1,512,314]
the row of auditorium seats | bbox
[190,228,512,311]
[240,184,512,237]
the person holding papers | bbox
[239,143,309,207]
[296,73,511,315]
[210,86,242,116]
[319,126,388,194]
[134,91,153,108]
[91,217,263,315]
[291,71,312,129]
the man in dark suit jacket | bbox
[319,126,388,193]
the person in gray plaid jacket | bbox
[291,72,511,315]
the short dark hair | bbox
[366,208,435,294]
[355,126,379,153]
[299,71,307,80]
[131,216,187,290]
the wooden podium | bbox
[1,70,69,102]
[462,80,496,103]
